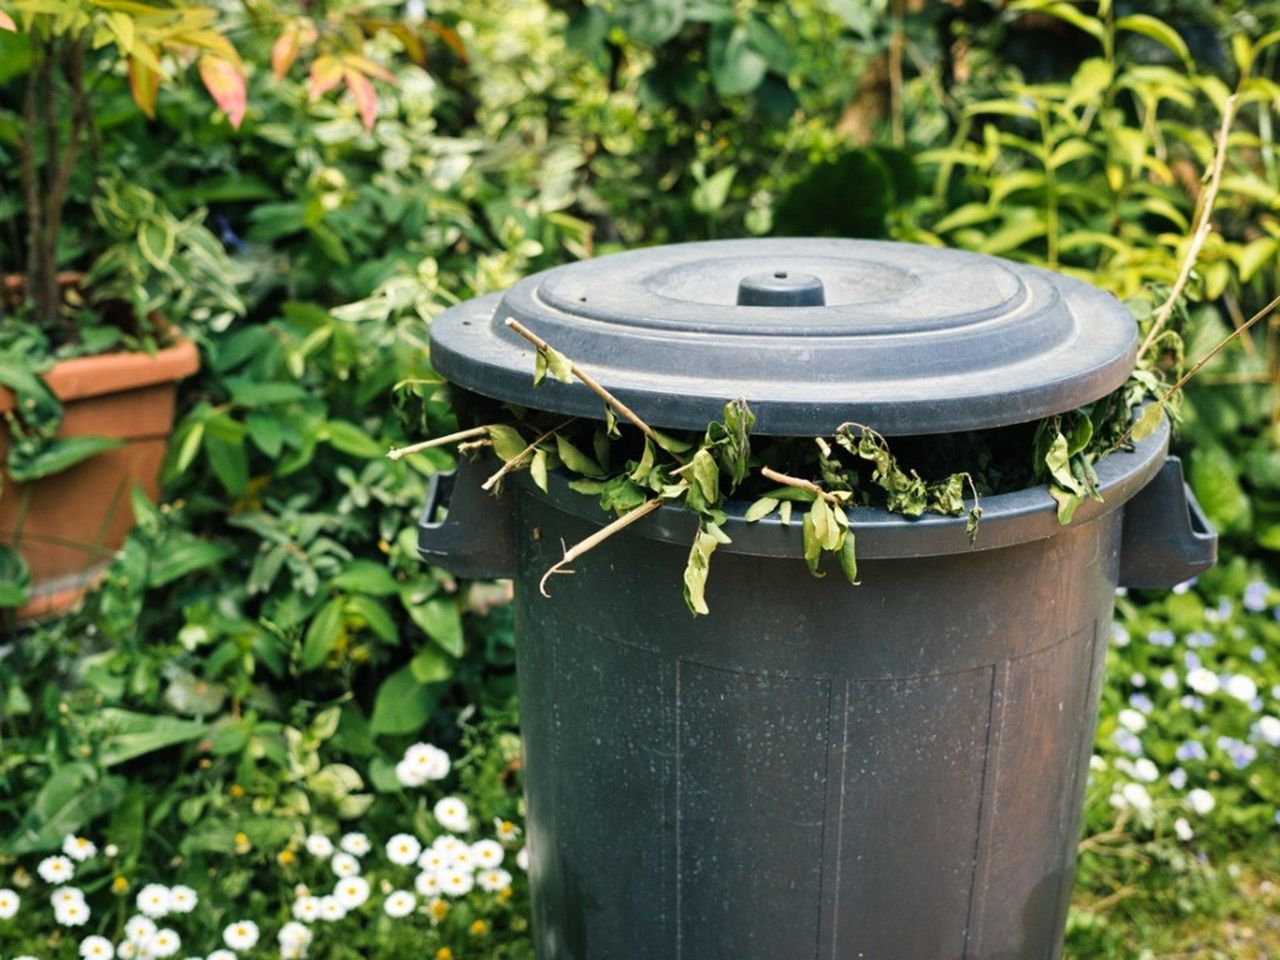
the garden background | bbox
[3,0,1280,956]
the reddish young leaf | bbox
[343,66,377,130]
[423,20,468,63]
[199,54,247,129]
[128,55,160,119]
[0,10,16,31]
[271,27,300,79]
[308,54,343,100]
[341,53,397,85]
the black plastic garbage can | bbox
[418,239,1217,960]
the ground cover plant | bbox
[2,0,1280,956]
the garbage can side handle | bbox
[417,458,518,580]
[1118,456,1217,589]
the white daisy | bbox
[0,887,19,918]
[449,847,474,872]
[471,840,504,868]
[37,855,75,884]
[55,898,90,927]
[1187,788,1216,815]
[63,835,98,862]
[415,871,441,897]
[432,835,464,855]
[383,890,416,918]
[493,819,521,844]
[292,895,320,922]
[334,876,370,909]
[209,951,239,960]
[516,847,529,871]
[476,868,512,892]
[150,929,180,958]
[396,743,450,788]
[1225,674,1258,702]
[125,915,157,942]
[330,853,361,878]
[79,935,115,959]
[52,886,87,909]
[1174,817,1194,841]
[386,833,422,866]
[278,920,312,954]
[318,895,347,921]
[418,848,447,872]
[433,797,470,833]
[305,834,334,859]
[339,832,371,857]
[439,870,474,897]
[136,884,171,918]
[1117,709,1146,734]
[1186,667,1220,696]
[167,885,197,914]
[222,919,260,950]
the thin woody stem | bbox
[504,317,669,451]
[1137,94,1238,359]
[538,497,667,598]
[760,466,842,506]
[1106,292,1280,456]
[482,418,576,492]
[387,425,491,460]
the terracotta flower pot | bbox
[0,290,199,620]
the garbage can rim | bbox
[512,413,1170,561]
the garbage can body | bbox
[416,238,1219,960]
[515,490,1113,960]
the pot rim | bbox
[518,414,1171,560]
[0,335,199,413]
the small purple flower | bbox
[1250,646,1266,664]
[1111,625,1131,648]
[1186,631,1214,648]
[1113,728,1144,757]
[1130,672,1147,689]
[1148,629,1175,647]
[1172,577,1197,595]
[1168,767,1188,790]
[1243,580,1269,613]
[1128,692,1155,714]
[1180,694,1206,712]
[1216,736,1258,770]
[1160,668,1179,690]
[1184,651,1202,672]
[1176,740,1208,762]
[1205,598,1233,623]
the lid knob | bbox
[736,270,826,307]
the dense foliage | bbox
[2,0,1280,956]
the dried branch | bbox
[386,425,491,460]
[538,496,666,597]
[1137,94,1239,359]
[760,466,842,506]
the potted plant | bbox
[0,0,449,618]
[0,2,255,618]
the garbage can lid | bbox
[429,238,1137,436]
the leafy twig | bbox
[538,496,668,597]
[482,418,576,492]
[504,317,681,458]
[1120,292,1280,452]
[1136,94,1239,359]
